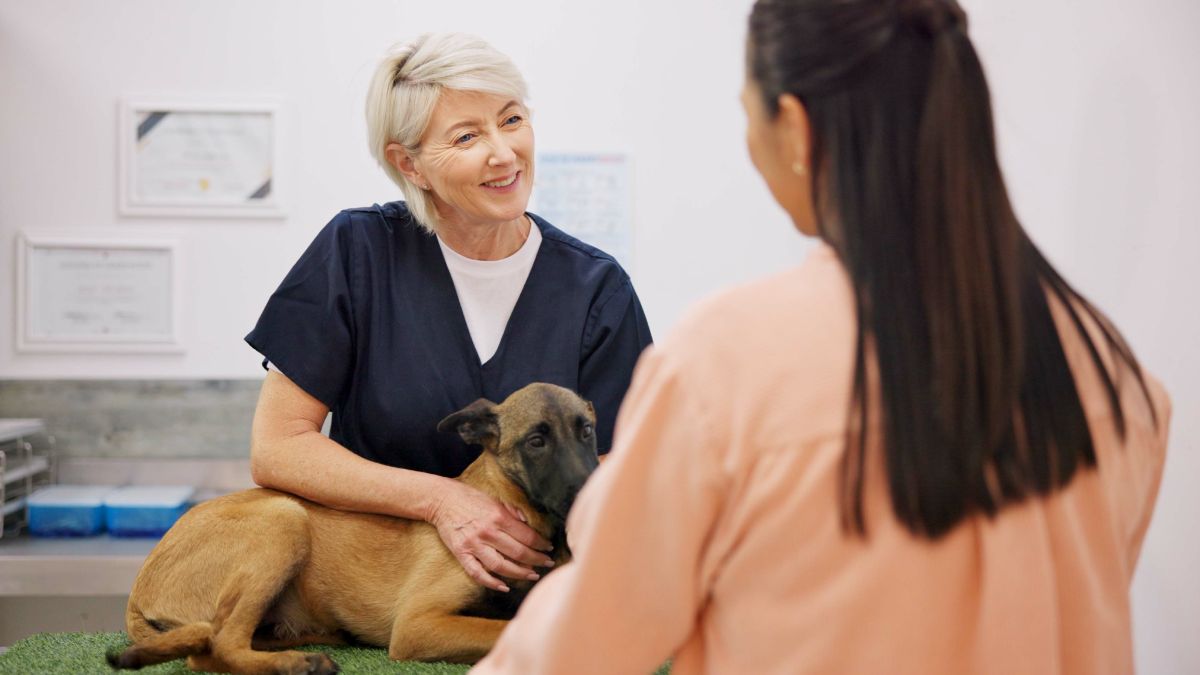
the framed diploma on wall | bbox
[118,98,283,218]
[15,233,183,353]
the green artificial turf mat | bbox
[0,632,672,674]
[0,632,468,675]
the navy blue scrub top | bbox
[245,201,652,478]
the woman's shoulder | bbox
[654,242,858,435]
[299,202,430,263]
[327,201,425,238]
[676,242,852,351]
[529,213,628,279]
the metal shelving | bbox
[0,419,55,539]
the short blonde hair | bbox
[365,33,529,233]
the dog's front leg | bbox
[388,612,508,664]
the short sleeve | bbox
[578,277,653,454]
[244,213,357,408]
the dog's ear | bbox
[437,399,500,451]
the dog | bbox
[107,382,599,674]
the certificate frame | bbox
[118,97,284,218]
[15,232,184,354]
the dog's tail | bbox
[107,607,214,670]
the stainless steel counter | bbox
[0,458,251,597]
[0,534,156,596]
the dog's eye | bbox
[581,424,594,439]
[527,435,546,448]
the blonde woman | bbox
[246,34,651,594]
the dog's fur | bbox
[107,383,599,674]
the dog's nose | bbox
[573,470,596,496]
[559,493,580,520]
[580,445,599,472]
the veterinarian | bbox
[472,1,1171,673]
[245,33,651,594]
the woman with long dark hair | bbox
[472,1,1170,673]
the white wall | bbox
[0,0,1195,671]
[0,0,807,380]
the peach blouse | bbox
[472,243,1170,675]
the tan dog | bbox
[107,383,599,674]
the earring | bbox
[792,161,807,176]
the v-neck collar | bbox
[428,214,549,371]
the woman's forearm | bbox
[248,370,453,522]
[251,429,452,521]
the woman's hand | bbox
[427,480,556,592]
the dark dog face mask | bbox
[438,383,599,523]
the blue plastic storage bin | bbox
[103,486,195,537]
[27,485,115,537]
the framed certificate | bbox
[15,233,183,353]
[118,98,283,218]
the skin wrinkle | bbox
[387,90,535,261]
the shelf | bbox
[2,456,50,486]
[0,535,157,596]
[0,420,53,541]
[0,420,45,445]
[1,498,24,518]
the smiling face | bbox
[396,89,534,231]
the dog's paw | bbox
[302,652,339,675]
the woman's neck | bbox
[437,215,531,261]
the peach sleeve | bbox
[471,345,726,675]
[1127,381,1172,575]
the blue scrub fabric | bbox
[245,201,652,478]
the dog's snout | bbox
[556,447,597,517]
[555,482,587,521]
